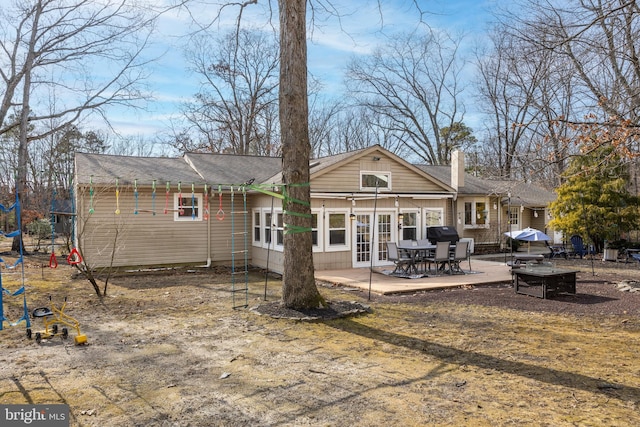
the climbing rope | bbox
[115,177,121,215]
[191,183,196,220]
[134,179,139,215]
[88,175,95,214]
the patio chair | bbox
[570,235,593,259]
[449,240,470,274]
[545,241,568,259]
[425,241,451,275]
[417,239,432,272]
[387,242,412,275]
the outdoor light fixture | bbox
[398,213,404,230]
[493,202,498,210]
[372,156,381,161]
[534,210,539,218]
[350,213,356,221]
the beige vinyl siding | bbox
[311,154,447,193]
[530,211,547,231]
[76,185,253,269]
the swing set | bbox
[48,188,82,269]
[78,176,312,309]
[0,190,30,333]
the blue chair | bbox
[570,235,593,258]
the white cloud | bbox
[101,0,496,138]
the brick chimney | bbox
[451,150,464,190]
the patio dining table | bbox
[398,242,455,274]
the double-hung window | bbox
[400,211,418,240]
[509,207,519,227]
[251,209,286,250]
[311,211,322,252]
[424,208,444,227]
[253,210,261,244]
[464,201,488,227]
[276,212,285,247]
[264,212,272,246]
[174,193,203,221]
[326,211,349,251]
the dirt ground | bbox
[1,254,639,426]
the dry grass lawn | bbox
[0,255,639,426]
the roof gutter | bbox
[311,192,455,200]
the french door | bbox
[352,211,395,268]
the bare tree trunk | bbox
[12,1,42,253]
[279,0,324,309]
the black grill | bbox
[426,226,460,245]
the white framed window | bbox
[463,200,489,227]
[275,212,285,248]
[360,172,391,191]
[174,193,203,221]
[509,207,519,227]
[311,210,322,252]
[251,208,320,252]
[264,211,273,247]
[424,208,444,228]
[252,209,261,244]
[325,210,349,251]
[400,210,418,241]
[251,208,284,251]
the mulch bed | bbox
[252,300,371,320]
[368,257,640,316]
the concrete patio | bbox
[316,259,513,295]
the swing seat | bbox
[32,307,53,318]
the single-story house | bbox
[74,145,555,272]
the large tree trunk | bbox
[279,0,324,309]
[12,1,41,253]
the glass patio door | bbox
[352,212,394,268]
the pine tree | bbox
[549,145,640,252]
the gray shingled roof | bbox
[261,146,371,184]
[484,180,557,207]
[75,152,282,187]
[75,150,556,206]
[184,153,282,185]
[75,153,203,185]
[416,164,555,206]
[310,147,370,174]
[417,165,489,195]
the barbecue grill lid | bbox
[426,226,460,244]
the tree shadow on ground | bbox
[325,318,640,403]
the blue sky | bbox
[103,0,497,144]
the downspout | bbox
[204,210,211,267]
[201,185,211,268]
